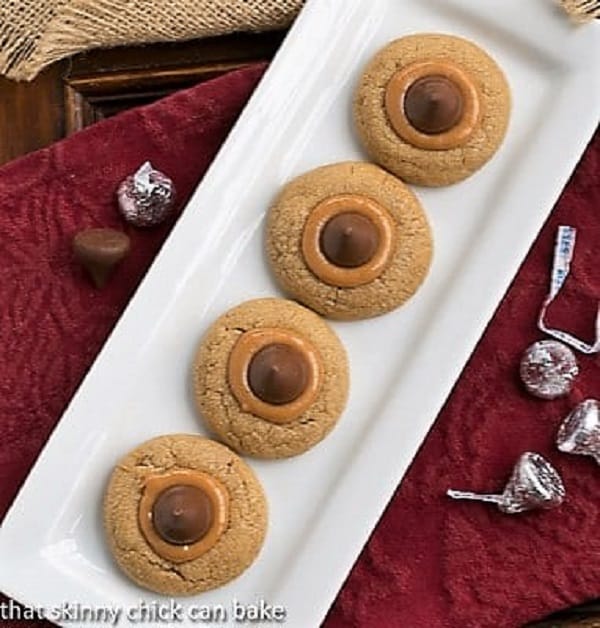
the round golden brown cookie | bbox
[103,434,267,596]
[266,162,433,320]
[354,33,511,186]
[193,298,349,458]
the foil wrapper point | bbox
[447,452,565,514]
[557,399,600,464]
[117,161,176,227]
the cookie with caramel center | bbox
[354,33,511,186]
[193,298,349,458]
[266,162,433,320]
[103,435,267,595]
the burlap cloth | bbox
[0,0,304,81]
[0,0,596,82]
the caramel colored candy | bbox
[319,212,379,268]
[152,485,213,546]
[301,193,395,289]
[404,75,464,135]
[72,228,130,288]
[228,327,323,424]
[139,470,229,563]
[247,343,310,405]
[383,60,481,153]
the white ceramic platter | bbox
[0,1,598,626]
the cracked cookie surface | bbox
[103,434,267,595]
[266,162,433,320]
[354,33,511,187]
[193,298,349,458]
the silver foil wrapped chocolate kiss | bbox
[519,339,579,400]
[117,161,176,227]
[447,452,565,514]
[556,399,600,464]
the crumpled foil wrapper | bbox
[447,452,565,514]
[556,399,600,464]
[117,161,176,227]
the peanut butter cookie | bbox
[266,161,433,320]
[103,434,267,595]
[193,298,349,458]
[354,33,511,186]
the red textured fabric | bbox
[0,63,598,628]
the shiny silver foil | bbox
[447,452,565,514]
[556,399,600,464]
[519,339,579,400]
[117,161,176,228]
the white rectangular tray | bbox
[0,1,598,626]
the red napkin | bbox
[0,63,598,628]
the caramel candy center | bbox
[384,61,481,151]
[228,328,323,424]
[139,470,229,563]
[404,75,464,135]
[248,343,310,405]
[301,194,395,288]
[319,212,379,268]
[152,485,213,546]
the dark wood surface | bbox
[0,30,285,166]
[0,27,598,628]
